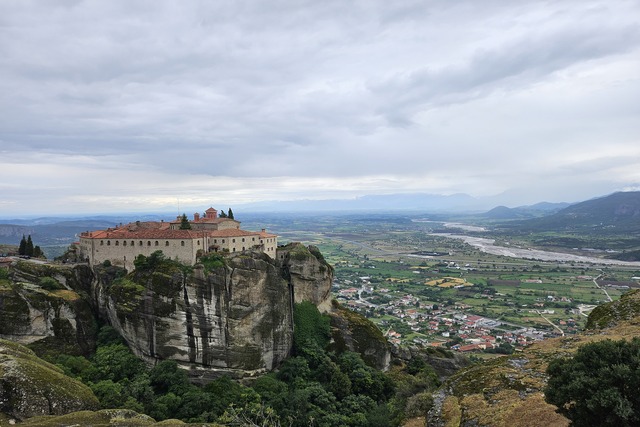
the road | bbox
[536,310,565,336]
[593,273,613,302]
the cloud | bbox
[0,0,639,215]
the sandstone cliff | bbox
[1,243,388,382]
[277,243,333,311]
[0,261,96,356]
[98,251,294,381]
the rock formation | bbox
[0,339,99,420]
[0,261,96,356]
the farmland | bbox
[264,213,640,353]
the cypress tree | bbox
[26,235,34,257]
[228,208,234,220]
[179,214,191,230]
[219,210,227,218]
[33,246,44,258]
[19,235,26,255]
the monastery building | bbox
[78,208,277,270]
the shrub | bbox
[545,338,640,426]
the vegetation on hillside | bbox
[37,300,438,426]
[545,338,640,427]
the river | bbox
[436,234,640,267]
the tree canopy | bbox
[179,214,191,229]
[545,338,640,427]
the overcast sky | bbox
[1,0,639,216]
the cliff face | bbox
[0,261,96,356]
[1,243,388,382]
[98,251,294,380]
[277,244,333,311]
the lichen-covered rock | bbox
[328,301,391,371]
[277,243,333,311]
[101,251,294,380]
[0,339,99,420]
[0,262,97,356]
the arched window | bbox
[100,241,104,246]
[147,241,151,246]
[165,241,169,246]
[181,241,185,246]
[155,241,159,246]
[131,241,134,246]
[222,239,225,243]
[115,241,119,246]
[232,239,236,243]
[123,241,127,246]
[139,241,143,246]
[107,241,111,246]
[242,238,245,242]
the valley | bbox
[265,213,639,354]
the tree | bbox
[19,235,26,255]
[219,210,227,218]
[33,245,44,258]
[26,235,34,256]
[179,214,191,230]
[545,338,640,426]
[227,208,234,219]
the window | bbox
[100,241,104,246]
[242,246,245,251]
[222,239,225,243]
[116,241,120,246]
[232,248,236,252]
[107,241,111,246]
[131,241,134,246]
[232,239,236,243]
[147,241,151,246]
[181,241,185,246]
[242,238,245,242]
[155,241,159,246]
[139,241,143,246]
[165,241,169,246]
[123,241,127,246]
[252,237,255,241]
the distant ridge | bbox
[499,191,640,233]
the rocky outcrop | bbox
[98,251,294,381]
[328,300,391,371]
[277,243,333,312]
[0,261,97,356]
[0,339,99,420]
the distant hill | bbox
[498,191,640,234]
[479,202,571,220]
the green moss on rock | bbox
[0,339,99,420]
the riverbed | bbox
[436,233,640,267]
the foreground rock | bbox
[0,339,99,420]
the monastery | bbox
[78,207,277,270]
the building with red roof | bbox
[78,207,277,269]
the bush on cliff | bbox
[545,337,640,427]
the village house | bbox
[78,207,277,270]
